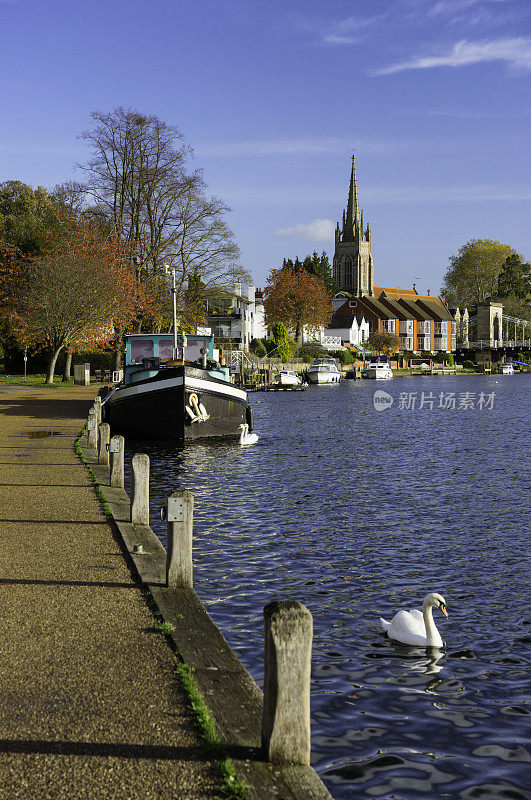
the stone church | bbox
[333,151,374,296]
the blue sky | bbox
[1,0,530,294]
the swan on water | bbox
[380,593,448,647]
[238,423,259,445]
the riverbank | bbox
[80,418,333,800]
[0,384,332,800]
[0,385,230,800]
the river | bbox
[125,374,530,800]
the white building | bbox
[324,313,369,348]
[206,282,267,349]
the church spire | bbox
[345,149,360,234]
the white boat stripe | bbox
[185,376,247,401]
[110,376,183,401]
[110,374,248,403]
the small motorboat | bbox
[307,358,342,384]
[272,370,302,387]
[499,361,514,375]
[364,356,393,380]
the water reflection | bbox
[124,375,531,800]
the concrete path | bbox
[0,385,226,799]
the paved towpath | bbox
[0,385,226,799]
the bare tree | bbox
[76,107,248,350]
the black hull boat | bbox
[103,365,251,440]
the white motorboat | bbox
[499,361,514,375]
[364,356,393,380]
[307,358,342,384]
[272,369,302,387]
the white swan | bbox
[380,593,448,647]
[238,423,258,445]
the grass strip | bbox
[75,435,247,798]
[74,438,113,519]
[175,662,247,799]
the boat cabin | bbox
[123,334,229,385]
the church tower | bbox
[333,151,374,296]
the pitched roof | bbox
[375,286,448,310]
[378,296,414,319]
[396,298,431,320]
[361,296,396,319]
[417,298,454,322]
[328,313,360,329]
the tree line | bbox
[0,107,249,382]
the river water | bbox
[124,374,531,800]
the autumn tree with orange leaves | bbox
[264,262,333,342]
[1,215,150,383]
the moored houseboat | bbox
[102,334,252,440]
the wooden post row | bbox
[262,600,313,766]
[165,490,194,589]
[131,453,150,525]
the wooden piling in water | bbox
[131,453,150,525]
[262,600,313,765]
[110,435,125,489]
[165,490,194,589]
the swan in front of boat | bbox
[238,423,259,445]
[380,592,448,648]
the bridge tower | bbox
[477,301,503,347]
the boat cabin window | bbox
[186,338,209,362]
[130,338,154,363]
[158,339,174,360]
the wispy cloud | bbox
[220,183,531,207]
[364,184,531,202]
[374,36,531,75]
[197,137,400,157]
[411,108,531,118]
[323,13,386,45]
[276,219,335,242]
[429,0,508,16]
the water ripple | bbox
[125,375,531,800]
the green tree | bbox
[496,253,531,299]
[0,181,62,255]
[273,322,290,362]
[334,349,354,365]
[249,338,267,357]
[440,239,515,307]
[302,251,336,293]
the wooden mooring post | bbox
[110,435,124,489]
[131,453,150,525]
[165,490,194,589]
[98,423,110,466]
[87,407,98,451]
[93,395,102,427]
[262,600,313,765]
